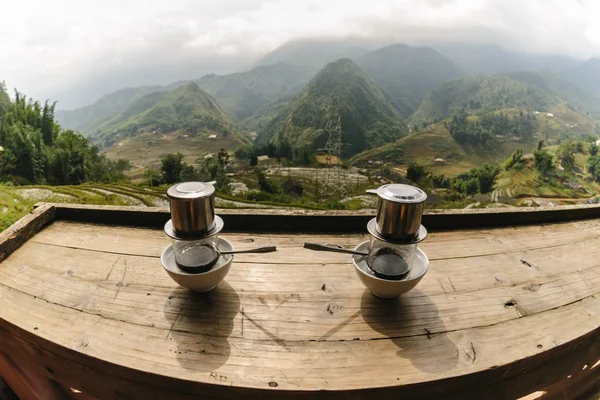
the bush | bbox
[534,150,553,174]
[407,163,427,182]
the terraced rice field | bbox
[0,183,304,233]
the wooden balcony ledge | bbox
[0,203,599,399]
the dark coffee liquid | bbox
[370,250,410,279]
[176,245,218,273]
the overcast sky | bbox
[2,0,600,109]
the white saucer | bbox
[161,237,233,292]
[352,240,429,298]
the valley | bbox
[39,40,600,212]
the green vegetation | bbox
[588,156,600,181]
[0,83,129,185]
[412,70,595,127]
[357,44,464,116]
[55,83,185,134]
[504,148,525,171]
[93,82,247,148]
[198,63,316,120]
[256,58,408,157]
[534,149,554,174]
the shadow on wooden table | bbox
[163,282,240,372]
[360,289,459,374]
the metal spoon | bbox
[303,242,410,280]
[177,245,277,273]
[303,242,368,256]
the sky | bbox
[2,0,600,109]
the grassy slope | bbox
[350,122,537,177]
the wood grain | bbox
[1,217,599,398]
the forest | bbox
[0,82,130,185]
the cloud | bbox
[0,0,598,108]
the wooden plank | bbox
[29,218,600,263]
[3,235,600,341]
[1,207,598,398]
[0,203,55,262]
[37,202,600,232]
[0,281,598,399]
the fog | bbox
[1,0,599,109]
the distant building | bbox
[282,179,303,196]
[547,113,554,117]
[434,158,445,163]
[208,134,217,139]
[257,155,269,162]
[204,154,214,159]
[596,139,600,146]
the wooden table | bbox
[1,203,600,399]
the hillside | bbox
[350,122,531,174]
[256,58,408,156]
[55,82,187,134]
[411,71,595,127]
[93,82,244,144]
[198,63,316,121]
[564,58,600,96]
[357,44,464,116]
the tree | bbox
[537,139,544,151]
[380,165,391,177]
[534,150,553,174]
[557,142,575,171]
[250,155,258,166]
[475,164,500,193]
[576,141,584,153]
[590,143,598,156]
[407,163,426,182]
[255,168,278,194]
[504,148,524,171]
[161,153,184,184]
[588,155,600,181]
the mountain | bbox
[197,63,316,121]
[411,70,595,126]
[357,44,464,116]
[256,58,408,157]
[434,43,580,75]
[256,38,389,68]
[94,82,243,143]
[564,58,600,96]
[55,82,187,134]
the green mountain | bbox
[256,58,408,156]
[564,58,600,96]
[198,63,316,121]
[411,70,595,127]
[55,82,187,134]
[357,44,464,116]
[94,82,244,143]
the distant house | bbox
[257,155,269,162]
[434,158,445,163]
[547,113,554,117]
[204,154,214,159]
[282,179,303,196]
[595,139,600,146]
[208,134,217,139]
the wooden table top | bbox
[1,205,600,399]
